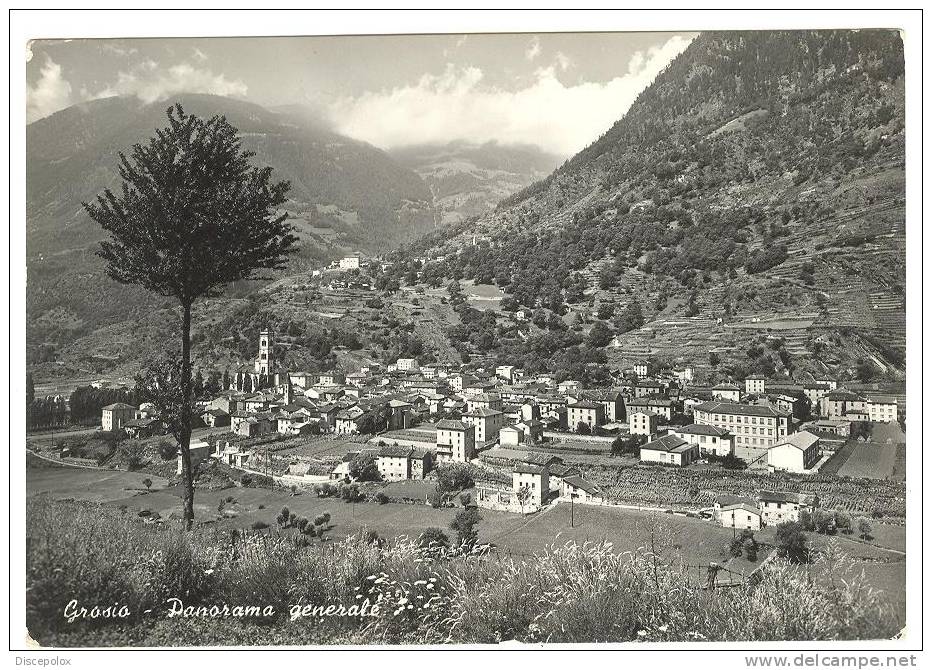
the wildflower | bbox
[426,583,434,589]
[658,624,669,633]
[637,630,648,637]
[204,569,214,575]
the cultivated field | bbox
[823,441,898,480]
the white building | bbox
[719,503,763,531]
[394,358,419,372]
[339,255,361,270]
[692,401,791,449]
[866,397,898,423]
[512,464,549,509]
[629,410,659,436]
[767,430,820,474]
[671,424,734,457]
[639,434,700,467]
[435,419,475,462]
[711,383,742,402]
[560,475,602,503]
[101,402,136,431]
[745,375,766,395]
[758,490,818,525]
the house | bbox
[231,412,275,438]
[692,401,791,449]
[317,372,346,386]
[758,490,819,525]
[516,419,545,444]
[585,389,626,422]
[499,424,524,447]
[495,365,516,382]
[123,416,162,439]
[558,380,581,394]
[396,358,420,372]
[866,396,898,423]
[462,407,504,444]
[719,503,763,531]
[639,434,700,466]
[101,402,136,432]
[547,462,579,490]
[377,444,412,481]
[512,464,549,509]
[560,475,602,503]
[634,361,649,379]
[435,419,476,462]
[745,375,766,395]
[802,382,833,408]
[566,400,604,432]
[467,393,503,413]
[409,447,434,479]
[626,396,675,421]
[767,431,820,473]
[339,255,361,270]
[671,423,733,457]
[821,389,867,419]
[634,380,665,398]
[712,494,757,521]
[629,410,659,436]
[672,366,694,384]
[804,418,852,438]
[200,408,231,428]
[177,439,211,475]
[711,383,742,402]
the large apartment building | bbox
[692,401,791,449]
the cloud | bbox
[328,35,693,157]
[192,47,208,62]
[101,43,139,57]
[26,57,73,123]
[455,35,468,48]
[84,60,248,104]
[555,51,572,72]
[525,36,541,61]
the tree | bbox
[515,484,531,513]
[85,105,297,529]
[349,453,381,482]
[857,517,873,540]
[709,352,721,367]
[142,478,152,492]
[775,521,809,563]
[587,320,613,348]
[576,421,591,435]
[450,508,483,550]
[26,372,35,406]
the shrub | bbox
[251,520,269,530]
[418,527,450,551]
[374,491,389,505]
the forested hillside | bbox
[392,30,906,384]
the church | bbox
[233,329,290,393]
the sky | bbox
[26,32,695,157]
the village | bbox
[86,272,905,539]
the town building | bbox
[866,396,898,423]
[396,358,420,372]
[767,430,821,473]
[560,475,602,503]
[629,410,659,436]
[339,254,361,270]
[512,464,550,509]
[634,361,650,379]
[639,434,700,466]
[692,401,791,449]
[101,402,136,432]
[435,419,476,462]
[719,503,763,531]
[745,375,766,395]
[567,400,605,432]
[462,407,504,444]
[758,490,819,525]
[626,396,675,421]
[711,383,742,402]
[671,423,734,457]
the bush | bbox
[417,527,450,551]
[374,491,389,505]
[775,521,809,563]
[251,520,269,530]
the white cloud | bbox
[192,47,208,62]
[83,60,248,105]
[555,51,572,72]
[101,43,139,57]
[525,36,542,61]
[328,35,693,157]
[26,57,73,123]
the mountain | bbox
[26,94,438,374]
[390,141,564,224]
[395,30,906,384]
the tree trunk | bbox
[180,301,195,529]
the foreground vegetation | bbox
[27,497,899,646]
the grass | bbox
[25,497,903,646]
[836,442,897,480]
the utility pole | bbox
[570,492,576,528]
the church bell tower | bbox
[255,329,274,375]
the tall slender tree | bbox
[85,104,296,528]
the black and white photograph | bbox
[9,7,926,662]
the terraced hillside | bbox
[395,30,906,383]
